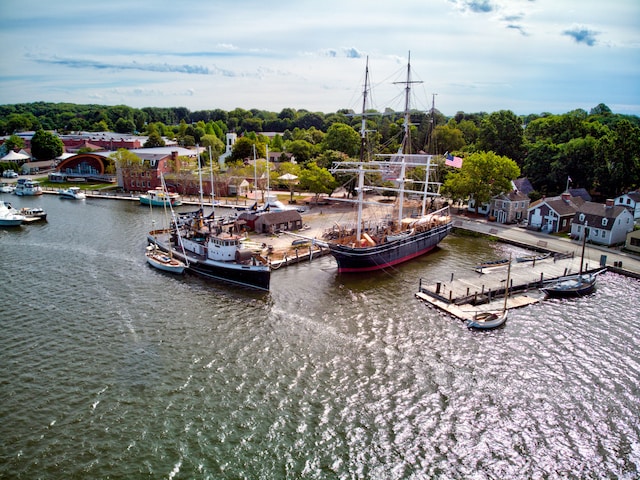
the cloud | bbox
[506,24,529,36]
[450,0,496,13]
[563,26,599,46]
[29,55,240,76]
[319,47,365,59]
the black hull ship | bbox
[326,206,451,273]
[147,174,270,291]
[321,54,452,273]
[148,218,271,291]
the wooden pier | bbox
[415,253,605,322]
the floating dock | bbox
[415,253,604,322]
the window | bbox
[602,230,605,238]
[602,218,608,227]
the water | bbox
[1,194,639,479]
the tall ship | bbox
[320,54,452,273]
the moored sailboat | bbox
[540,221,602,297]
[467,256,511,330]
[318,54,452,272]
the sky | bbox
[0,0,639,117]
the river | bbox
[1,193,639,479]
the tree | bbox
[286,139,315,164]
[109,148,143,175]
[3,134,25,152]
[30,129,63,160]
[144,132,165,148]
[230,136,264,162]
[432,125,465,155]
[477,110,525,163]
[321,123,360,157]
[200,134,225,164]
[115,117,136,134]
[443,151,520,207]
[299,162,337,202]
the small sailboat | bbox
[467,256,510,330]
[145,175,187,275]
[540,221,602,298]
[146,244,186,274]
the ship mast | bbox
[355,57,371,244]
[393,51,423,226]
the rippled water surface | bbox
[1,194,639,479]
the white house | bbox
[570,199,635,246]
[615,190,640,221]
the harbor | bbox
[2,192,640,479]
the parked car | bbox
[2,170,18,178]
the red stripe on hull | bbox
[337,245,436,273]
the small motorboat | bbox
[0,201,25,226]
[0,183,16,193]
[58,186,86,200]
[19,206,47,222]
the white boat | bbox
[139,189,182,207]
[0,201,25,226]
[3,202,47,222]
[145,244,186,274]
[14,179,43,196]
[0,183,15,193]
[58,186,86,199]
[467,256,511,330]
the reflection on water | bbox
[1,194,639,479]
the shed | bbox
[253,210,303,234]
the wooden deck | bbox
[415,254,604,322]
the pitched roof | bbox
[572,201,632,231]
[512,177,534,195]
[529,194,584,216]
[577,201,627,218]
[622,191,640,202]
[568,188,592,202]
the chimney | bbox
[605,199,614,208]
[171,151,180,173]
[561,192,571,203]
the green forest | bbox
[1,101,639,201]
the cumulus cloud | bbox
[563,26,599,46]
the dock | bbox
[415,253,604,322]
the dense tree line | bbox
[0,101,638,200]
